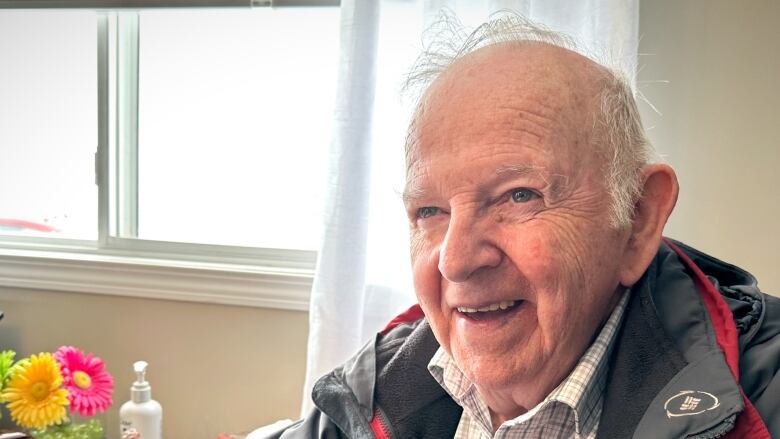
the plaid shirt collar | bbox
[428,291,630,438]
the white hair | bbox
[403,10,656,228]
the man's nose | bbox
[437,213,502,283]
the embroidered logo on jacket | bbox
[664,390,720,418]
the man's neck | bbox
[475,374,563,431]
[489,406,525,432]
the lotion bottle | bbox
[120,361,163,439]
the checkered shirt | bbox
[428,291,630,439]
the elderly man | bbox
[269,14,779,439]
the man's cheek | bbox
[506,234,552,278]
[409,230,426,261]
[411,249,444,306]
[541,224,593,281]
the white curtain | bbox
[302,0,639,415]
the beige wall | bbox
[0,287,308,438]
[638,0,780,294]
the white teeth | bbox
[457,300,517,314]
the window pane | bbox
[0,11,97,239]
[137,8,339,250]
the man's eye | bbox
[417,207,440,219]
[510,188,538,203]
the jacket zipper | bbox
[369,406,393,439]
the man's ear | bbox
[619,164,679,286]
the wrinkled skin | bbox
[403,43,678,427]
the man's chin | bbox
[456,352,542,392]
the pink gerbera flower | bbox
[54,346,114,417]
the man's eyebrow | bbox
[496,164,568,199]
[401,186,425,205]
[494,164,543,177]
[402,165,565,205]
[402,165,549,203]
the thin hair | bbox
[403,10,657,228]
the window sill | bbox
[0,244,314,311]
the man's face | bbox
[404,44,631,405]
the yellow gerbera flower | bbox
[1,352,69,429]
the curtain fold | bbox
[302,0,639,415]
[301,0,380,415]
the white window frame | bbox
[0,3,338,310]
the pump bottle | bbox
[120,361,163,439]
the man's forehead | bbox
[425,42,600,107]
[404,42,603,176]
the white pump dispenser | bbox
[120,361,163,439]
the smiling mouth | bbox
[456,300,523,320]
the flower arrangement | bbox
[0,346,113,439]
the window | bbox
[136,9,337,249]
[0,11,97,240]
[0,3,340,309]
